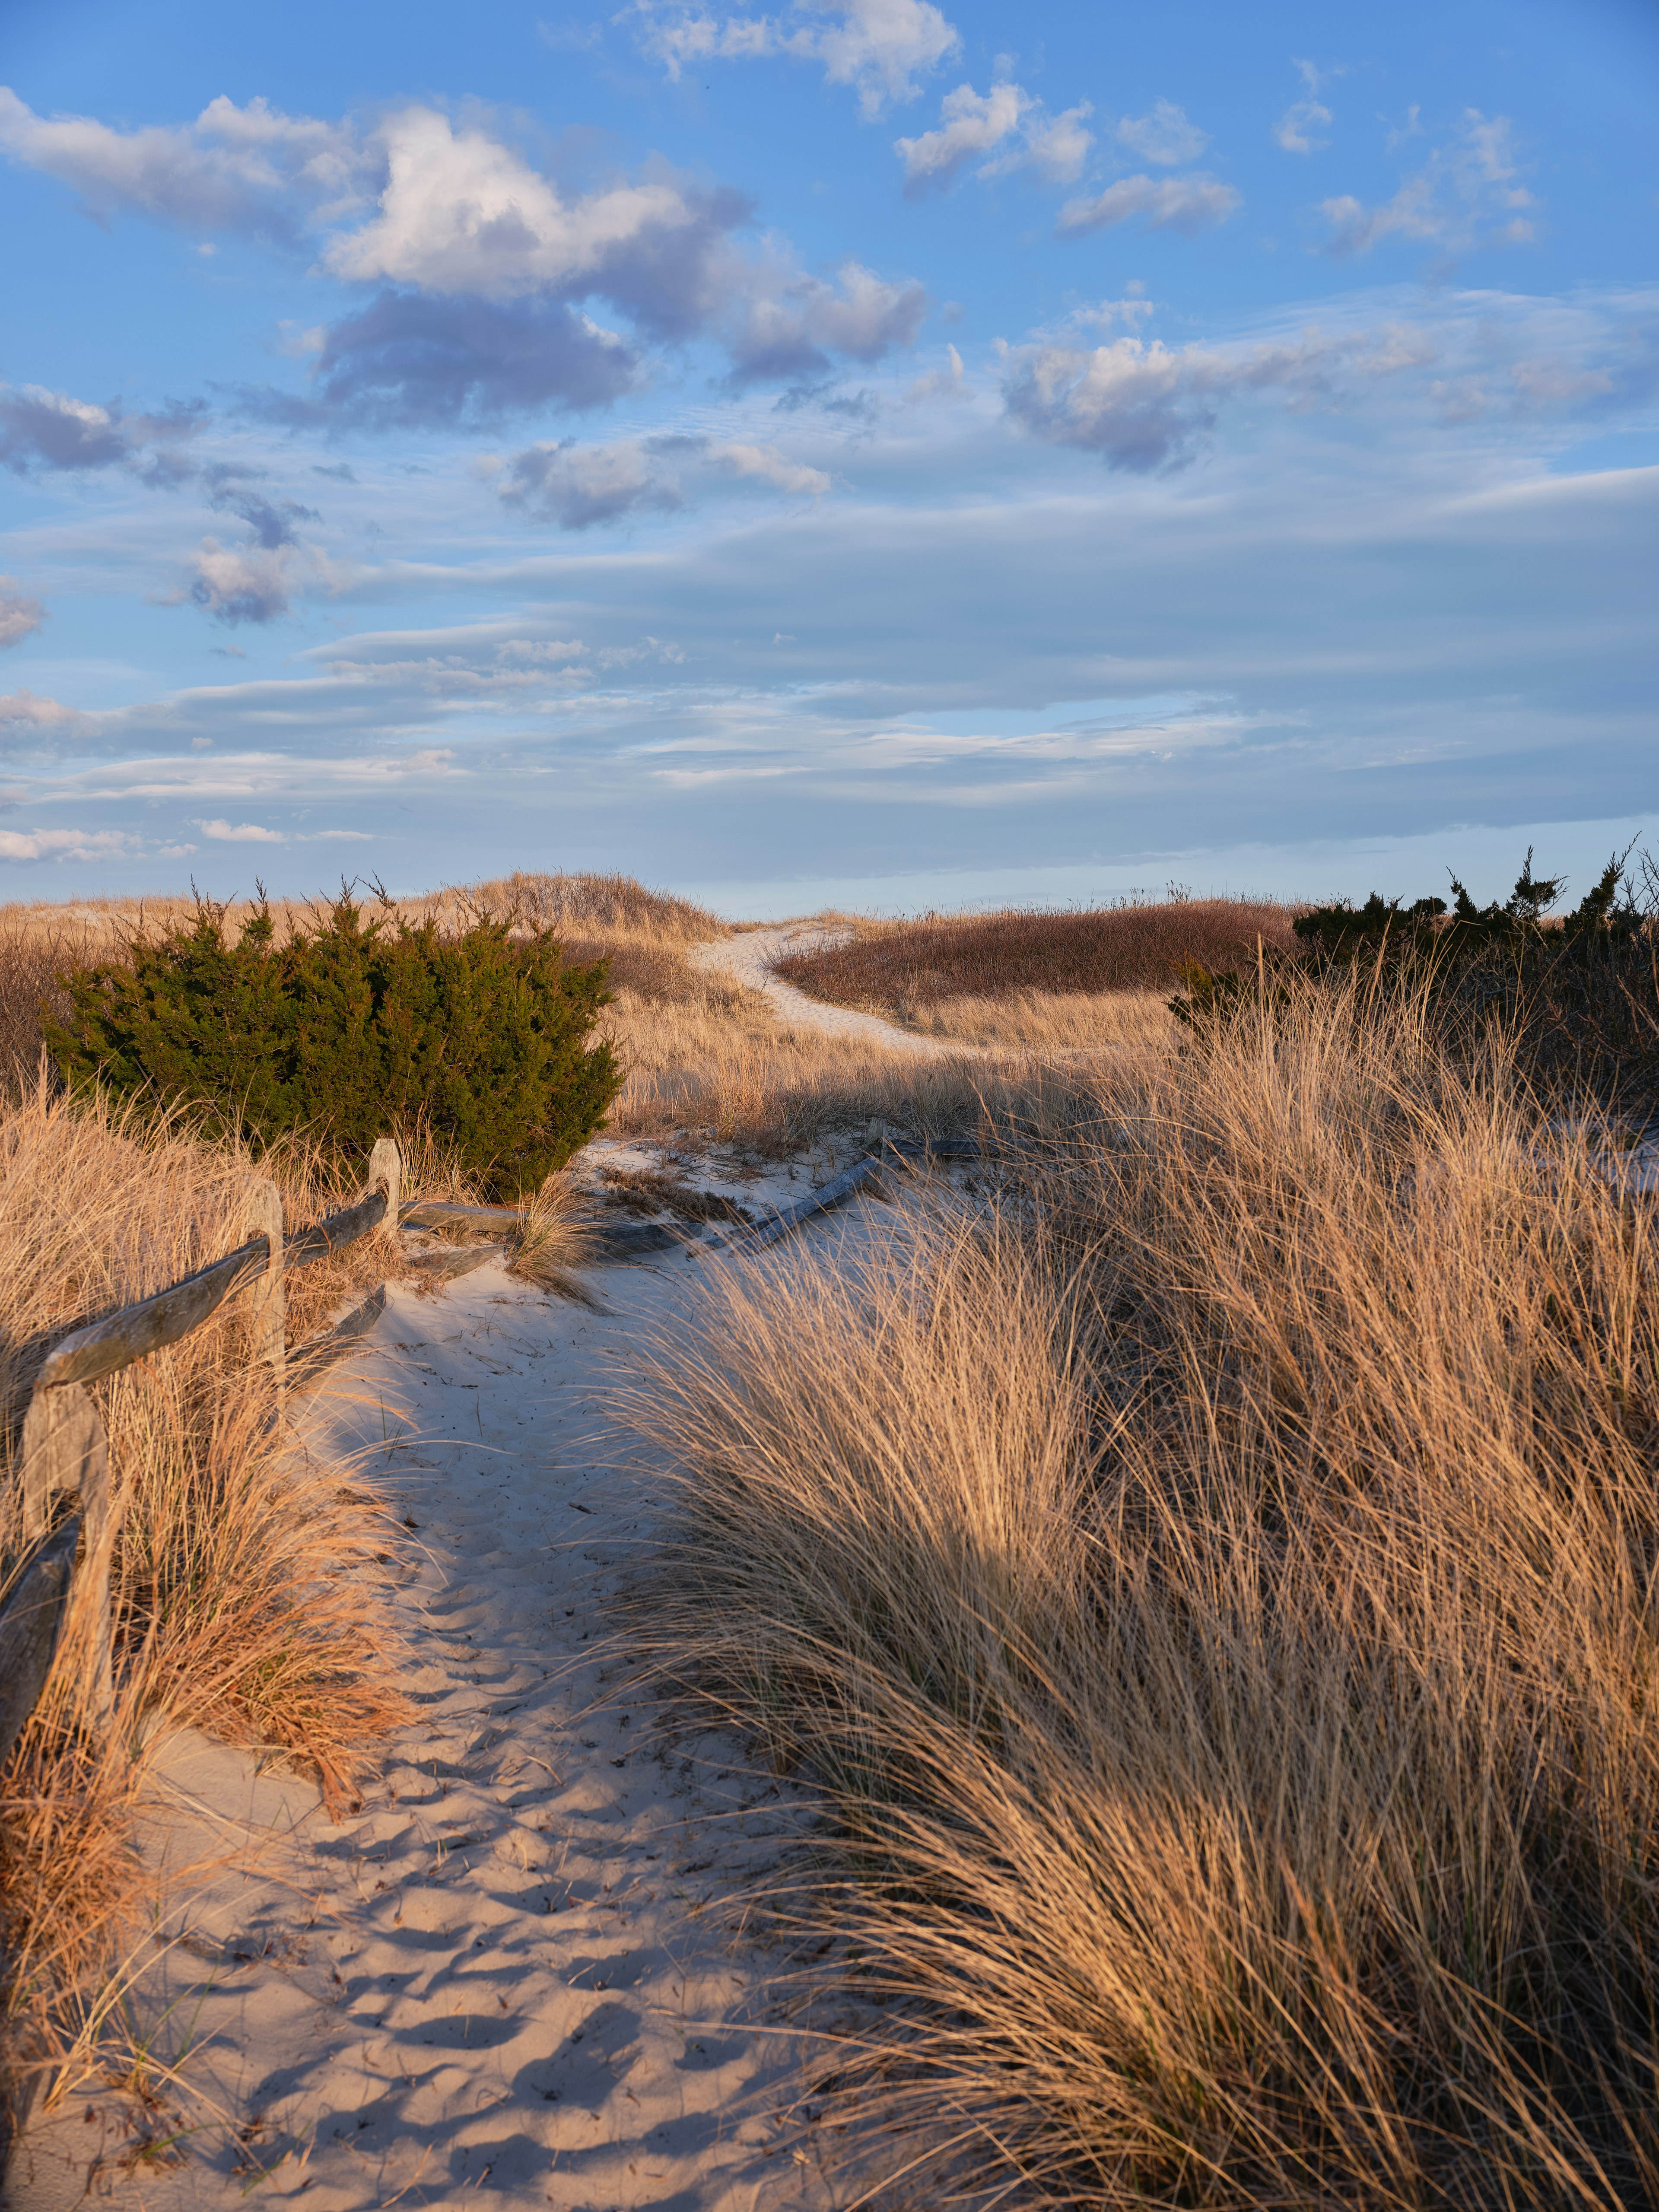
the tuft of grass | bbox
[620,968,1659,2209]
[0,1077,412,2111]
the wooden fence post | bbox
[19,1381,116,1726]
[367,1137,401,1243]
[242,1176,285,1412]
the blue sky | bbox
[1,0,1655,912]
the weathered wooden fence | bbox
[0,1137,410,1772]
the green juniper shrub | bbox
[1170,849,1659,1115]
[46,887,621,1199]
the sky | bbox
[0,0,1655,915]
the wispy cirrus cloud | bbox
[1057,171,1239,239]
[1116,99,1207,165]
[1274,60,1336,155]
[626,0,959,115]
[1320,110,1536,257]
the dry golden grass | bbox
[600,981,1094,1156]
[903,984,1176,1049]
[0,1079,414,2112]
[621,974,1659,2209]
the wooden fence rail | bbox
[0,1137,405,1766]
[0,1125,984,1764]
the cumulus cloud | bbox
[726,257,928,385]
[493,432,829,524]
[1001,322,1436,471]
[495,438,686,528]
[1320,110,1535,257]
[1021,103,1095,185]
[0,579,44,649]
[629,0,959,115]
[0,87,372,240]
[9,92,929,411]
[319,107,740,308]
[196,818,285,841]
[0,382,203,475]
[896,81,1096,193]
[246,291,641,429]
[895,81,1031,192]
[1116,99,1207,166]
[1057,172,1240,238]
[188,539,316,626]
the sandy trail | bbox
[690,926,951,1057]
[13,1240,861,2212]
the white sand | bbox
[11,1231,875,2210]
[690,925,952,1057]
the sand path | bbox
[690,927,951,1057]
[12,1249,857,2212]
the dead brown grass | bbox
[0,1080,413,2112]
[774,897,1301,1027]
[622,973,1659,2208]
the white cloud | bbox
[187,539,310,626]
[1001,321,1436,470]
[8,92,931,406]
[896,80,1030,192]
[1021,103,1094,184]
[0,578,44,648]
[496,438,684,528]
[1511,358,1616,407]
[897,81,1097,194]
[0,381,202,476]
[905,342,966,400]
[0,687,83,730]
[1320,110,1536,257]
[0,826,128,862]
[629,0,959,115]
[713,441,830,494]
[493,432,829,524]
[321,108,705,302]
[726,257,927,383]
[1116,99,1207,166]
[0,86,372,238]
[1057,172,1240,238]
[196,818,286,842]
[1274,99,1332,155]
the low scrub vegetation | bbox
[0,1079,412,2109]
[773,896,1299,1028]
[626,966,1659,2208]
[1176,850,1659,1119]
[47,888,619,1200]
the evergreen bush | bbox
[46,888,621,1198]
[1169,850,1659,1115]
